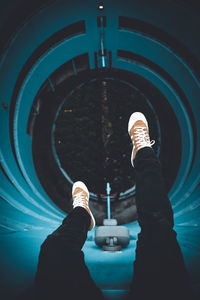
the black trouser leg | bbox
[35,207,104,300]
[128,147,194,300]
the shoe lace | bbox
[73,191,88,209]
[132,127,155,149]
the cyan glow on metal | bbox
[10,23,196,217]
[0,0,198,218]
[99,16,106,68]
[0,0,200,298]
[0,0,198,234]
[106,182,111,219]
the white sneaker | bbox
[72,181,95,230]
[128,112,155,167]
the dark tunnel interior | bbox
[0,0,200,299]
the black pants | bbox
[35,147,194,300]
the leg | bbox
[134,147,174,230]
[35,185,104,300]
[127,113,194,300]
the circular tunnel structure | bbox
[0,0,200,299]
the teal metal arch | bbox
[0,0,200,298]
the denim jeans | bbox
[34,147,194,300]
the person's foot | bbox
[128,112,155,167]
[72,181,95,230]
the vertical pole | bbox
[106,182,111,219]
[100,16,106,68]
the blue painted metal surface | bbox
[0,0,200,298]
[106,183,111,219]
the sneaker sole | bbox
[128,112,149,167]
[72,181,96,230]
